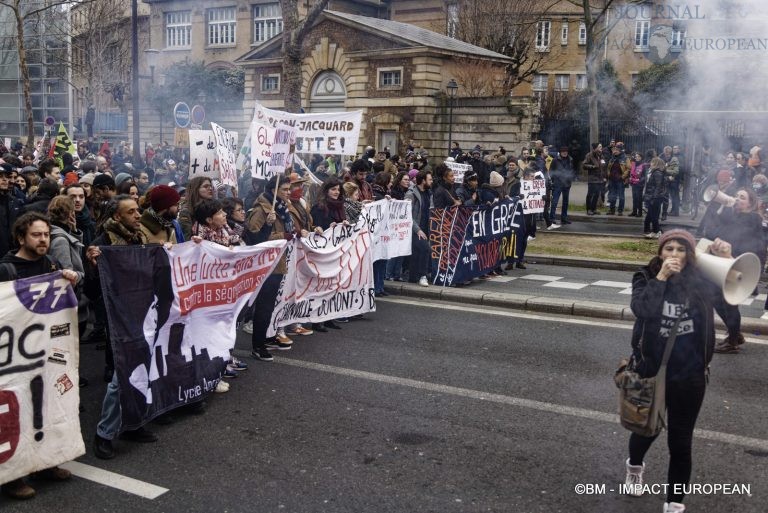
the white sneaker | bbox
[418,276,429,287]
[547,223,561,230]
[644,232,654,239]
[663,502,685,512]
[527,235,536,242]
[215,380,229,393]
[241,320,253,334]
[624,458,645,497]
[653,231,662,239]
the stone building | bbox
[237,9,537,157]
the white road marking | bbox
[59,461,169,499]
[490,276,518,283]
[618,287,633,295]
[275,357,768,452]
[592,280,632,288]
[517,274,563,282]
[741,298,755,306]
[377,297,768,345]
[542,281,590,290]
[757,294,767,301]
[762,311,768,321]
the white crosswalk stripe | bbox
[517,274,563,282]
[542,281,590,290]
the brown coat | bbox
[247,193,290,274]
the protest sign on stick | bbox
[188,130,219,179]
[210,122,238,188]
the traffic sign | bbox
[45,116,55,127]
[191,104,206,126]
[173,102,190,128]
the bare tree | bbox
[279,0,331,113]
[0,0,92,148]
[449,0,562,93]
[64,0,135,114]
[566,0,643,142]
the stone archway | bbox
[309,70,347,112]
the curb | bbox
[385,283,768,337]
[525,254,641,272]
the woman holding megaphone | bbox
[702,187,766,353]
[625,230,733,513]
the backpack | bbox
[0,262,16,281]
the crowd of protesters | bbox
[0,133,765,502]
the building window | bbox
[561,21,568,45]
[165,11,191,49]
[253,3,283,44]
[447,2,459,38]
[554,74,570,91]
[207,7,237,46]
[532,73,548,99]
[536,21,551,51]
[579,22,587,45]
[635,20,650,50]
[671,25,686,50]
[261,74,280,93]
[378,68,402,89]
[575,74,587,90]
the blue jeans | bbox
[386,256,404,280]
[373,259,387,293]
[607,181,625,212]
[96,373,121,440]
[549,186,571,222]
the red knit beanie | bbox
[658,229,697,258]
[149,185,181,212]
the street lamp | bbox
[446,79,459,156]
[131,0,141,167]
[142,49,161,150]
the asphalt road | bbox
[3,299,766,512]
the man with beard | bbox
[65,184,96,246]
[350,159,373,201]
[139,185,180,243]
[405,169,433,286]
[0,212,78,499]
[87,195,158,459]
[0,163,24,256]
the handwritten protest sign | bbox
[0,272,85,484]
[253,103,362,156]
[210,122,238,188]
[521,178,546,214]
[430,198,527,286]
[250,123,297,180]
[188,130,219,179]
[362,199,412,261]
[446,162,472,184]
[268,218,375,336]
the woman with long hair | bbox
[116,180,140,204]
[431,163,461,209]
[625,230,732,513]
[177,176,215,240]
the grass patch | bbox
[528,233,658,262]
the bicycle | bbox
[689,172,712,221]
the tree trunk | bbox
[583,0,599,144]
[13,2,35,149]
[281,0,302,113]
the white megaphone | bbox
[702,185,736,214]
[695,238,761,305]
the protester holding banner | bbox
[343,181,364,224]
[405,170,433,286]
[386,171,413,282]
[310,177,347,231]
[370,172,392,296]
[0,212,79,499]
[432,164,461,209]
[455,170,479,206]
[88,196,160,460]
[247,175,296,359]
[350,159,373,201]
[178,176,215,240]
[193,199,242,248]
[139,185,180,244]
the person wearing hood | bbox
[625,230,732,513]
[22,177,59,214]
[455,170,479,205]
[0,212,78,499]
[549,147,575,224]
[432,163,461,209]
[0,163,24,256]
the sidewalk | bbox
[384,260,768,336]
